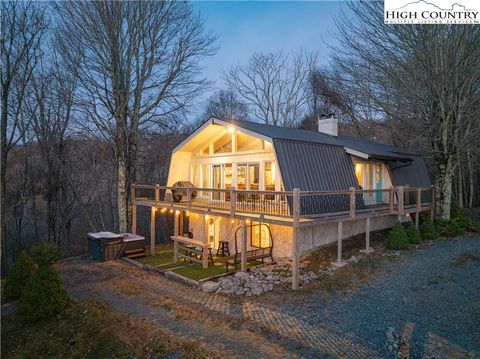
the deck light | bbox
[230,220,235,224]
[246,219,250,224]
[228,126,235,133]
[169,209,173,213]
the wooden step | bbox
[125,251,146,259]
[124,248,145,255]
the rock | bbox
[235,289,245,295]
[201,281,219,293]
[235,271,250,281]
[251,286,263,295]
[308,271,318,280]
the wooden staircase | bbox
[124,248,146,259]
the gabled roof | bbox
[219,118,418,162]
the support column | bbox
[337,222,343,263]
[292,188,300,290]
[150,207,156,255]
[415,188,421,228]
[332,221,346,267]
[241,220,247,271]
[361,217,373,254]
[202,215,208,269]
[398,186,405,222]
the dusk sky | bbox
[192,1,348,111]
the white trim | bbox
[345,147,370,159]
[173,117,273,154]
[213,118,272,143]
[173,118,214,154]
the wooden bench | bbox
[226,247,273,272]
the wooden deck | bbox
[131,183,434,290]
[132,184,434,227]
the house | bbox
[131,116,433,289]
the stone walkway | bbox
[58,236,480,359]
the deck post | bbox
[364,217,372,253]
[202,215,208,269]
[155,183,160,203]
[150,207,156,255]
[173,211,179,263]
[186,188,191,210]
[131,183,137,234]
[292,188,300,290]
[398,186,405,221]
[241,219,247,271]
[389,187,394,213]
[336,221,343,265]
[349,187,356,219]
[230,187,236,217]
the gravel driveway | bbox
[277,236,480,358]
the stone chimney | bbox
[318,113,338,136]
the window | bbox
[264,161,276,191]
[237,132,263,152]
[214,133,232,154]
[251,222,271,248]
[237,165,247,190]
[249,164,259,190]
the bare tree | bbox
[55,1,216,232]
[1,1,47,271]
[202,90,248,122]
[331,2,480,219]
[224,51,317,127]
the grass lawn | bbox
[1,299,217,359]
[173,259,263,281]
[136,247,264,281]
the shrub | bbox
[31,243,62,266]
[434,218,465,238]
[4,251,37,301]
[17,265,70,321]
[420,219,438,241]
[404,223,422,244]
[386,222,410,250]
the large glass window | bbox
[237,165,247,190]
[251,222,271,248]
[237,132,263,152]
[249,164,260,190]
[213,133,232,154]
[212,165,221,200]
[264,162,276,191]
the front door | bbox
[375,165,383,202]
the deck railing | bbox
[132,183,434,222]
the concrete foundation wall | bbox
[185,213,399,260]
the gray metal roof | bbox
[273,139,366,214]
[220,118,419,161]
[212,118,432,213]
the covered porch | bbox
[131,183,435,289]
